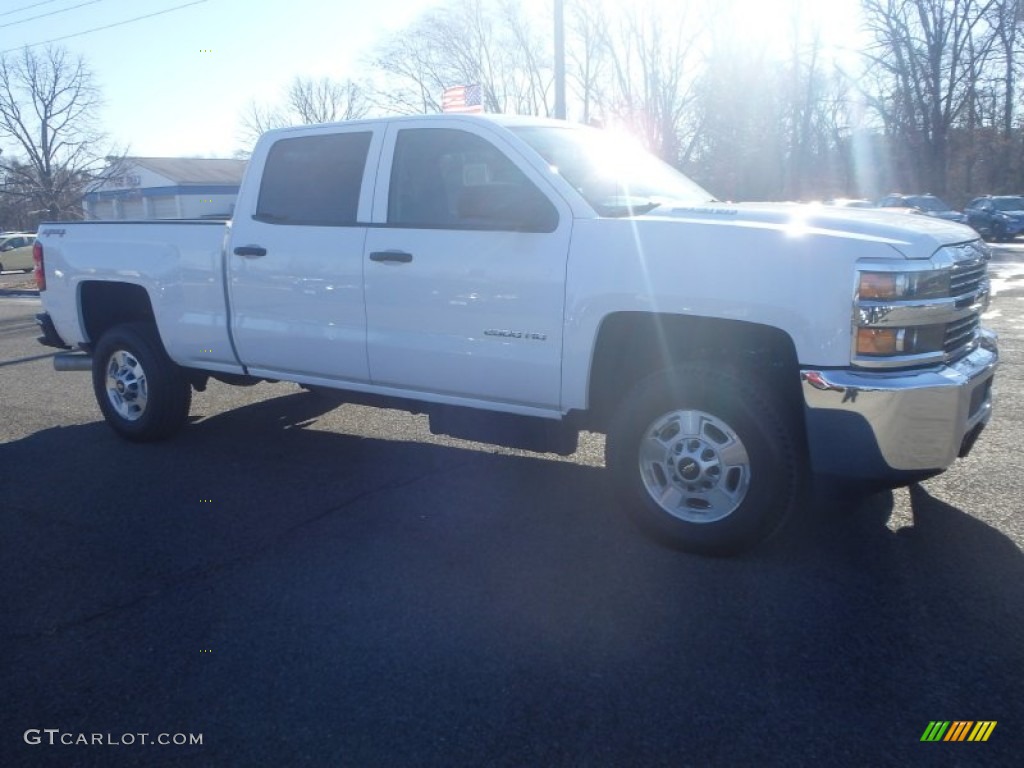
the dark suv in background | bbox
[963,195,1024,242]
[877,194,966,222]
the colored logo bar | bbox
[921,721,997,742]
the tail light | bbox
[33,240,45,291]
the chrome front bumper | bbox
[801,329,998,478]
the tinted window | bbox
[256,132,372,226]
[388,128,556,231]
[993,197,1024,211]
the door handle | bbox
[233,245,267,257]
[369,250,413,263]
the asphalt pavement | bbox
[2,257,1023,767]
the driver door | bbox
[363,122,573,411]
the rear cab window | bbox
[255,132,373,226]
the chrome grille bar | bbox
[944,315,980,353]
[950,262,987,296]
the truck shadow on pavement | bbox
[3,389,1022,766]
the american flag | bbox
[442,84,484,114]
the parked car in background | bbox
[877,194,966,222]
[963,195,1024,242]
[824,198,875,208]
[0,233,36,272]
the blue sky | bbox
[0,0,440,158]
[0,0,862,160]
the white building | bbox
[83,157,247,220]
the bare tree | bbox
[686,37,787,200]
[977,0,1024,189]
[601,0,706,162]
[566,0,611,124]
[859,0,998,196]
[369,0,490,115]
[238,76,370,147]
[968,0,1023,138]
[238,101,287,147]
[0,46,119,223]
[233,0,1024,203]
[288,77,369,123]
[781,4,825,199]
[369,0,551,116]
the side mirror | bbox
[458,184,558,233]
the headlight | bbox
[857,270,949,300]
[856,328,903,355]
[855,326,946,357]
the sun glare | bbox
[715,0,866,67]
[599,0,868,74]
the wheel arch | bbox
[585,312,804,433]
[78,281,156,348]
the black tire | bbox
[606,363,804,556]
[992,223,1007,243]
[92,322,192,442]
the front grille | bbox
[944,314,980,355]
[944,248,988,359]
[950,260,987,297]
[854,242,990,368]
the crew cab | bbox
[34,115,999,555]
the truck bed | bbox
[37,220,241,374]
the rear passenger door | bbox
[227,124,383,381]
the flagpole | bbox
[554,0,566,119]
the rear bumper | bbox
[801,329,998,478]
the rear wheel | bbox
[606,363,804,555]
[92,323,192,441]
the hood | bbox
[638,202,979,259]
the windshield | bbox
[510,125,715,217]
[992,197,1024,211]
[909,196,951,212]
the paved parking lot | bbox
[2,260,1023,766]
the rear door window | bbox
[256,132,372,226]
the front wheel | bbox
[606,363,804,556]
[92,322,192,441]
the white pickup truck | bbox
[34,114,999,555]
